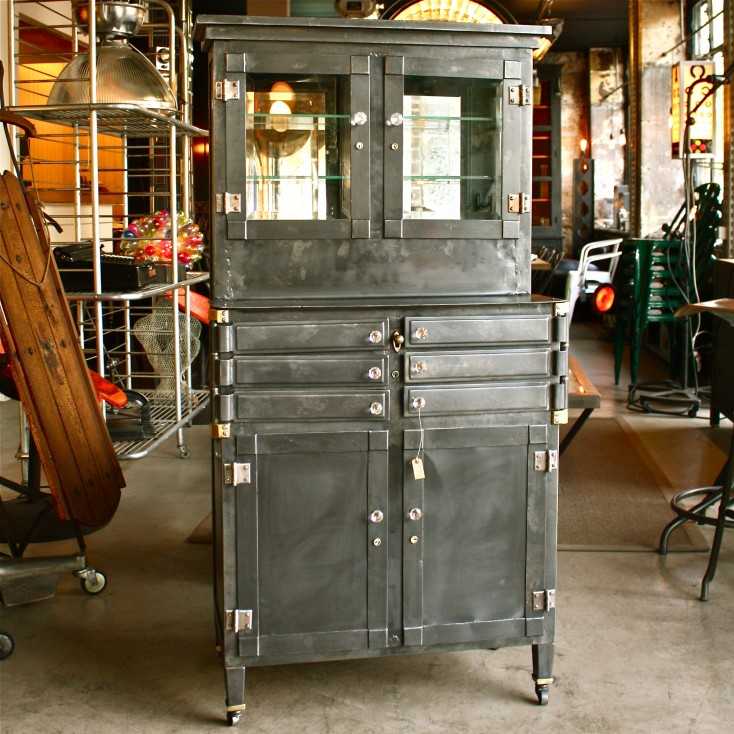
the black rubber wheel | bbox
[227,711,242,727]
[536,685,550,706]
[0,632,15,661]
[688,406,699,418]
[80,570,107,595]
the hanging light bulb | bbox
[269,81,294,133]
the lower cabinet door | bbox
[235,430,389,659]
[402,425,548,646]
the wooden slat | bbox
[0,172,123,528]
[568,354,601,410]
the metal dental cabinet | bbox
[196,15,564,725]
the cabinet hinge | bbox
[224,462,251,486]
[215,79,240,101]
[509,84,531,105]
[534,450,558,473]
[532,589,556,613]
[215,192,242,214]
[225,609,253,633]
[508,193,530,214]
[211,422,231,439]
[551,409,568,425]
[210,308,230,325]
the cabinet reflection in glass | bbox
[245,74,351,221]
[403,77,502,221]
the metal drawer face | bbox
[237,391,389,421]
[404,383,549,416]
[234,355,387,386]
[405,349,550,382]
[405,316,551,347]
[234,320,388,352]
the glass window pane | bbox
[402,76,502,220]
[692,0,710,57]
[711,0,724,50]
[246,74,350,221]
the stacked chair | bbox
[612,183,722,414]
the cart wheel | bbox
[227,711,242,727]
[0,632,14,660]
[178,445,191,459]
[688,406,699,418]
[535,684,550,706]
[80,570,107,595]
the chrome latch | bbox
[225,609,253,633]
[216,192,242,214]
[509,85,531,105]
[224,462,251,486]
[532,589,556,613]
[508,193,530,214]
[215,79,240,101]
[534,450,558,473]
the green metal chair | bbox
[612,183,721,406]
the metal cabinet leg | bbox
[700,473,733,602]
[532,642,554,705]
[224,666,246,726]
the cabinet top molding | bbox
[195,15,549,49]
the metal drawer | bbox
[405,349,550,382]
[233,320,388,352]
[404,383,549,416]
[233,355,387,386]
[405,316,551,347]
[237,390,389,421]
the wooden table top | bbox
[568,354,601,410]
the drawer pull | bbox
[369,509,384,524]
[369,401,384,416]
[407,507,423,521]
[368,329,383,345]
[351,111,368,126]
[386,112,404,127]
[367,366,383,381]
[411,360,427,375]
[411,397,426,410]
[414,327,429,341]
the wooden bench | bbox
[560,354,602,455]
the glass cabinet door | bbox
[384,57,529,240]
[223,53,371,240]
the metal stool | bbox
[659,429,734,600]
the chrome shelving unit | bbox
[6,0,209,459]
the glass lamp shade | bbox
[47,41,176,112]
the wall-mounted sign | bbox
[671,60,715,158]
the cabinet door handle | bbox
[351,111,368,126]
[386,112,403,127]
[369,509,384,524]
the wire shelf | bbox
[113,388,209,460]
[6,104,207,139]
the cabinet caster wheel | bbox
[688,406,698,418]
[535,685,550,706]
[178,446,190,459]
[80,570,107,595]
[227,711,242,726]
[0,632,15,660]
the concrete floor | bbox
[1,324,733,733]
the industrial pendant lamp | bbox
[48,0,176,112]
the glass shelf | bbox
[248,112,350,120]
[405,114,495,122]
[246,175,348,181]
[404,175,495,181]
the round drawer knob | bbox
[370,509,384,524]
[368,329,383,344]
[387,112,404,127]
[411,397,426,411]
[369,401,384,416]
[414,327,429,341]
[411,360,427,374]
[368,366,383,381]
[408,507,423,521]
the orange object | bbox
[593,284,616,313]
[89,370,128,410]
[164,288,210,324]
